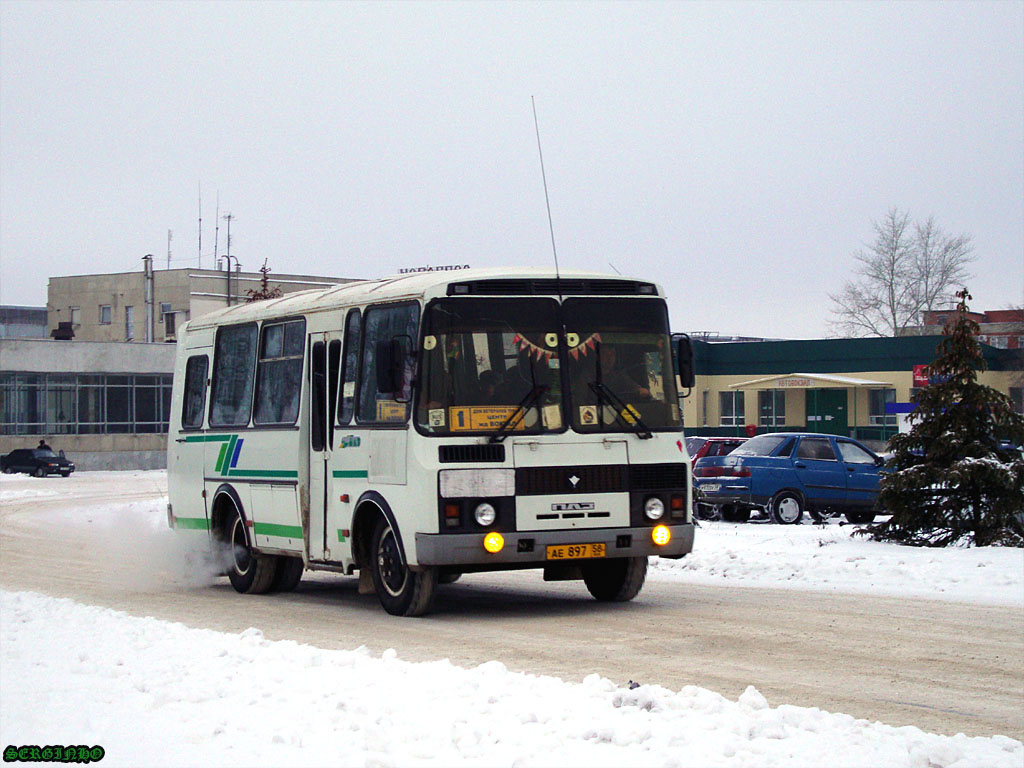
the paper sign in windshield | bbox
[449,406,525,432]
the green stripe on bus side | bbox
[333,470,369,478]
[253,522,303,538]
[174,517,210,530]
[183,435,233,443]
[215,442,230,474]
[227,469,299,479]
[338,530,347,542]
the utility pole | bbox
[223,213,234,306]
[167,229,173,269]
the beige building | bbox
[47,261,353,343]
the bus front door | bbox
[308,333,342,561]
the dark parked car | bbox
[1,448,75,477]
[692,432,883,524]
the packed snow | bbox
[2,471,1023,766]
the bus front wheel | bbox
[222,503,278,594]
[581,556,647,602]
[370,516,437,617]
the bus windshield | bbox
[416,298,564,435]
[564,298,680,433]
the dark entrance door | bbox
[806,388,847,435]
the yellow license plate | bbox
[546,542,606,560]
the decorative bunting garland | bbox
[511,332,601,361]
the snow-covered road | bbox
[2,471,1022,766]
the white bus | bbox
[167,268,696,615]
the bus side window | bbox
[181,355,208,429]
[254,318,306,425]
[311,341,326,451]
[337,310,361,425]
[210,323,258,427]
[328,339,341,447]
[357,303,419,424]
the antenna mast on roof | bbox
[213,191,220,270]
[198,184,202,269]
[531,96,562,303]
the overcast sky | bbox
[1,1,1021,339]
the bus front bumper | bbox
[414,524,694,567]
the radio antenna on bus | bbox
[532,96,562,300]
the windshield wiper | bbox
[489,385,549,444]
[588,382,653,440]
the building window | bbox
[719,390,745,427]
[160,302,172,318]
[869,388,897,427]
[164,312,177,339]
[759,389,785,427]
[0,372,172,436]
[69,307,81,326]
[99,305,112,325]
[125,306,134,340]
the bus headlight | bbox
[652,525,671,546]
[474,502,497,526]
[483,532,504,553]
[644,497,665,521]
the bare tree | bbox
[830,208,974,337]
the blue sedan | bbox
[692,432,884,524]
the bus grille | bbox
[438,444,507,463]
[515,463,686,495]
[516,465,628,495]
[629,463,689,490]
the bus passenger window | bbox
[210,323,258,427]
[358,303,418,424]
[337,310,361,425]
[254,318,306,425]
[181,355,208,429]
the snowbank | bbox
[2,590,1020,768]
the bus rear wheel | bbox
[370,516,437,616]
[581,556,647,602]
[222,503,278,594]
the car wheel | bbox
[844,510,876,524]
[438,572,462,585]
[221,501,278,594]
[581,556,647,602]
[770,492,803,524]
[808,508,837,523]
[33,467,46,478]
[694,503,720,521]
[720,504,750,523]
[370,516,437,616]
[2,467,12,474]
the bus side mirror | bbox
[676,335,695,390]
[375,339,405,393]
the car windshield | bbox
[33,449,57,458]
[564,298,680,433]
[416,298,563,435]
[730,434,788,457]
[685,437,707,455]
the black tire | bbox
[271,556,304,592]
[60,471,71,478]
[720,505,750,523]
[222,502,278,594]
[769,492,804,524]
[370,516,437,616]
[808,508,837,523]
[694,503,720,521]
[2,466,12,474]
[581,556,647,602]
[437,572,462,585]
[33,467,45,478]
[844,510,876,524]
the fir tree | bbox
[246,260,284,303]
[859,289,1024,547]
